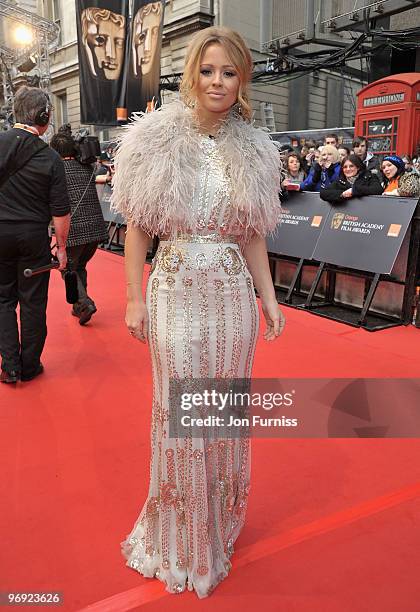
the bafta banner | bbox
[76,0,129,125]
[124,0,165,117]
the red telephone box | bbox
[355,73,420,159]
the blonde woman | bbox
[112,26,284,598]
[298,144,341,192]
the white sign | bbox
[363,93,404,107]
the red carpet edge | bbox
[77,480,420,611]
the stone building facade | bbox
[6,0,419,138]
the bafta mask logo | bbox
[331,213,345,230]
[132,2,163,77]
[81,8,126,80]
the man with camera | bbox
[0,86,70,384]
[50,129,108,325]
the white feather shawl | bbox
[111,100,281,242]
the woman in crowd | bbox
[401,154,420,176]
[112,26,284,598]
[381,155,420,198]
[50,131,108,324]
[298,144,341,192]
[320,154,383,204]
[303,140,317,171]
[281,152,306,189]
[338,146,350,162]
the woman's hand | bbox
[126,300,149,343]
[262,299,285,341]
[341,188,353,198]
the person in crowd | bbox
[0,86,70,383]
[282,152,306,189]
[50,131,108,325]
[324,133,339,148]
[313,146,322,165]
[298,144,341,192]
[277,142,294,166]
[381,155,420,198]
[338,146,350,162]
[303,139,317,169]
[305,140,316,167]
[401,154,420,176]
[300,143,309,158]
[298,144,310,173]
[104,143,116,162]
[413,144,420,171]
[320,154,383,204]
[352,136,381,173]
[95,154,115,185]
[111,25,284,598]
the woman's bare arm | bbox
[124,225,150,342]
[242,234,284,341]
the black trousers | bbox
[67,241,99,307]
[0,222,51,376]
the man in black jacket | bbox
[352,137,381,174]
[0,86,71,383]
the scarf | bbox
[111,101,282,242]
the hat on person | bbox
[383,155,405,173]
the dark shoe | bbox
[21,363,44,382]
[79,303,97,326]
[0,369,20,384]
[72,305,82,318]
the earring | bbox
[232,102,243,116]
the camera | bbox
[58,123,101,165]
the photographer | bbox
[50,130,108,325]
[95,151,115,185]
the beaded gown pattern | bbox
[121,136,260,598]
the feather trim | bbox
[111,100,281,241]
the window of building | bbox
[45,0,62,45]
[54,92,68,130]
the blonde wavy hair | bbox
[179,26,253,122]
[320,144,340,164]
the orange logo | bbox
[387,224,401,238]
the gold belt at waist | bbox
[159,233,238,244]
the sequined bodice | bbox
[193,136,232,233]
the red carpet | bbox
[1,249,419,612]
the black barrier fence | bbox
[97,183,125,252]
[97,183,158,259]
[267,192,420,331]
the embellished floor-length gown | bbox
[121,135,260,598]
